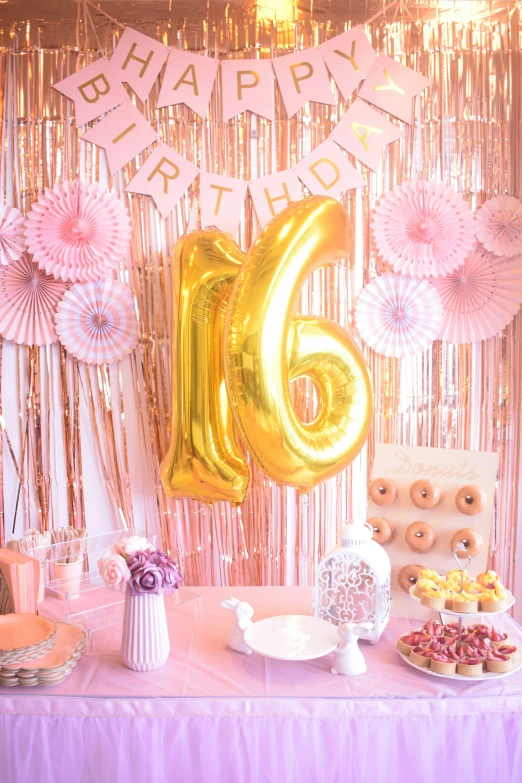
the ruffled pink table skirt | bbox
[1,586,521,783]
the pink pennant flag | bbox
[110,28,169,102]
[157,51,218,117]
[330,98,403,172]
[200,174,248,236]
[53,58,128,126]
[249,170,303,229]
[272,49,335,118]
[82,101,157,174]
[221,60,275,122]
[358,54,431,124]
[320,29,377,101]
[125,142,198,219]
[294,140,366,199]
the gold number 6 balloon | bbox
[161,195,373,503]
[225,195,373,493]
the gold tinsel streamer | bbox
[0,1,519,596]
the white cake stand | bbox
[243,615,340,661]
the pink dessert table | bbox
[1,586,521,783]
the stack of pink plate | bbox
[0,614,85,687]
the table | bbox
[1,587,521,783]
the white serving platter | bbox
[409,585,515,617]
[398,649,522,681]
[243,615,339,661]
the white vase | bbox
[121,589,170,671]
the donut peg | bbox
[397,564,424,593]
[368,478,398,507]
[409,480,441,509]
[450,528,483,559]
[455,485,486,516]
[405,521,436,553]
[369,517,394,546]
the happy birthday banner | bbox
[53,27,430,224]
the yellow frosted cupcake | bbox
[466,581,483,595]
[419,568,442,583]
[420,586,447,610]
[414,577,439,597]
[451,591,478,613]
[479,588,508,613]
[477,570,501,589]
[447,568,470,586]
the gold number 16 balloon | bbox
[161,196,373,505]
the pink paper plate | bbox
[2,622,85,671]
[0,613,54,651]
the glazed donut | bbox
[398,564,425,593]
[455,485,486,516]
[369,478,398,507]
[409,480,441,509]
[450,527,484,559]
[369,517,394,546]
[405,521,436,553]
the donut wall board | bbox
[368,444,499,619]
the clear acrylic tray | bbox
[23,528,200,646]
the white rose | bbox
[112,536,154,558]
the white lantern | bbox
[313,521,391,644]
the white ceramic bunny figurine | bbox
[331,621,373,676]
[221,598,254,654]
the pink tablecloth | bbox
[1,587,521,783]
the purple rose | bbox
[127,550,150,571]
[149,549,183,595]
[128,560,163,596]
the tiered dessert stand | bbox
[398,549,520,681]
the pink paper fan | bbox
[55,279,138,365]
[25,180,131,283]
[475,195,522,258]
[0,205,26,266]
[372,181,476,278]
[431,247,522,344]
[0,254,67,345]
[355,272,443,358]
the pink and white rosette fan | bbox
[0,254,67,345]
[475,195,522,258]
[24,180,131,283]
[372,181,476,278]
[55,279,138,364]
[0,205,26,266]
[431,247,522,344]
[355,273,444,358]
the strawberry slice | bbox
[424,620,435,636]
[498,645,517,655]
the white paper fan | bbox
[355,273,444,358]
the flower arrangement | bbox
[98,536,183,596]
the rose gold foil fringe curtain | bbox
[0,1,519,593]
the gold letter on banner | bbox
[225,196,373,493]
[160,231,249,505]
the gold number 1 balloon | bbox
[160,231,249,505]
[225,195,373,493]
